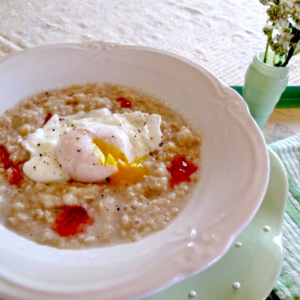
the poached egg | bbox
[22,108,162,184]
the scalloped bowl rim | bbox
[0,42,269,300]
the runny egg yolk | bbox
[91,138,149,185]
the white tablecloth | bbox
[1,0,300,86]
[1,2,300,299]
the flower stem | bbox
[264,42,269,63]
[273,52,276,66]
[282,47,295,67]
[282,29,300,67]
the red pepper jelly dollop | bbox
[168,155,198,185]
[44,113,53,125]
[0,146,23,185]
[0,146,12,169]
[8,166,23,185]
[117,97,132,108]
[54,206,92,237]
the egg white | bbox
[22,109,162,183]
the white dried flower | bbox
[260,0,300,66]
[278,18,289,28]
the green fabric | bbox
[269,134,300,300]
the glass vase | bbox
[242,51,290,129]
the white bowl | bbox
[0,42,269,300]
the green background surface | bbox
[231,86,300,108]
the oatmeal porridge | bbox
[0,83,201,248]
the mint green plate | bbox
[143,148,288,300]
